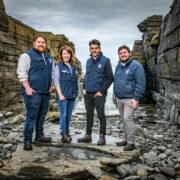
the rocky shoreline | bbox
[0,100,179,179]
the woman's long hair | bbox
[59,45,76,65]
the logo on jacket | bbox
[62,70,69,73]
[48,58,52,63]
[98,63,102,69]
[126,69,129,74]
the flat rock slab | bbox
[0,123,139,178]
[0,144,139,179]
[0,145,95,179]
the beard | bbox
[37,46,45,52]
[120,57,130,62]
[91,52,100,58]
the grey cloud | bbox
[4,0,172,67]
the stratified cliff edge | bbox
[132,0,180,124]
[0,0,82,109]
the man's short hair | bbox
[33,34,47,43]
[118,45,131,54]
[89,39,101,47]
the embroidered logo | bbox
[62,70,69,73]
[126,69,129,74]
[48,58,52,63]
[98,63,102,68]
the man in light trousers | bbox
[113,45,146,151]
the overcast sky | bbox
[4,0,172,69]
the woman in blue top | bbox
[54,45,78,143]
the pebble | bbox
[0,112,4,119]
[157,146,166,153]
[158,153,167,160]
[5,112,14,118]
[152,134,164,140]
[159,167,176,177]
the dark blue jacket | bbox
[84,52,113,93]
[113,59,146,101]
[58,62,78,98]
[23,48,53,94]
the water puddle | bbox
[46,146,112,161]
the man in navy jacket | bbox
[114,45,146,151]
[78,39,113,145]
[17,34,53,151]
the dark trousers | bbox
[23,93,50,143]
[84,92,106,135]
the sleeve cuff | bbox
[134,97,140,101]
[99,89,105,94]
[19,78,28,82]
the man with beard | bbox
[78,39,113,145]
[17,34,53,151]
[113,45,146,151]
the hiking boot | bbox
[61,134,71,143]
[67,134,72,141]
[24,142,33,151]
[124,144,136,151]
[97,134,106,146]
[67,130,72,141]
[78,135,92,143]
[116,140,127,146]
[35,136,52,143]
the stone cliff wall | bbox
[137,15,163,93]
[0,0,82,109]
[156,0,180,124]
[132,16,163,103]
[131,40,144,65]
[0,0,8,32]
[132,0,180,124]
[131,40,153,103]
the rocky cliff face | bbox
[156,0,180,124]
[0,0,82,109]
[132,0,180,124]
[0,0,8,32]
[132,16,163,103]
[131,40,153,103]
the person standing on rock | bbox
[17,34,53,151]
[54,45,78,143]
[113,45,146,151]
[78,39,114,145]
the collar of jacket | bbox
[90,52,102,63]
[119,58,132,67]
[61,62,74,68]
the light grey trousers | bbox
[116,98,138,144]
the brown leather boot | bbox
[97,134,106,146]
[61,134,71,143]
[78,135,92,143]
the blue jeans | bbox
[58,98,75,135]
[23,93,50,143]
